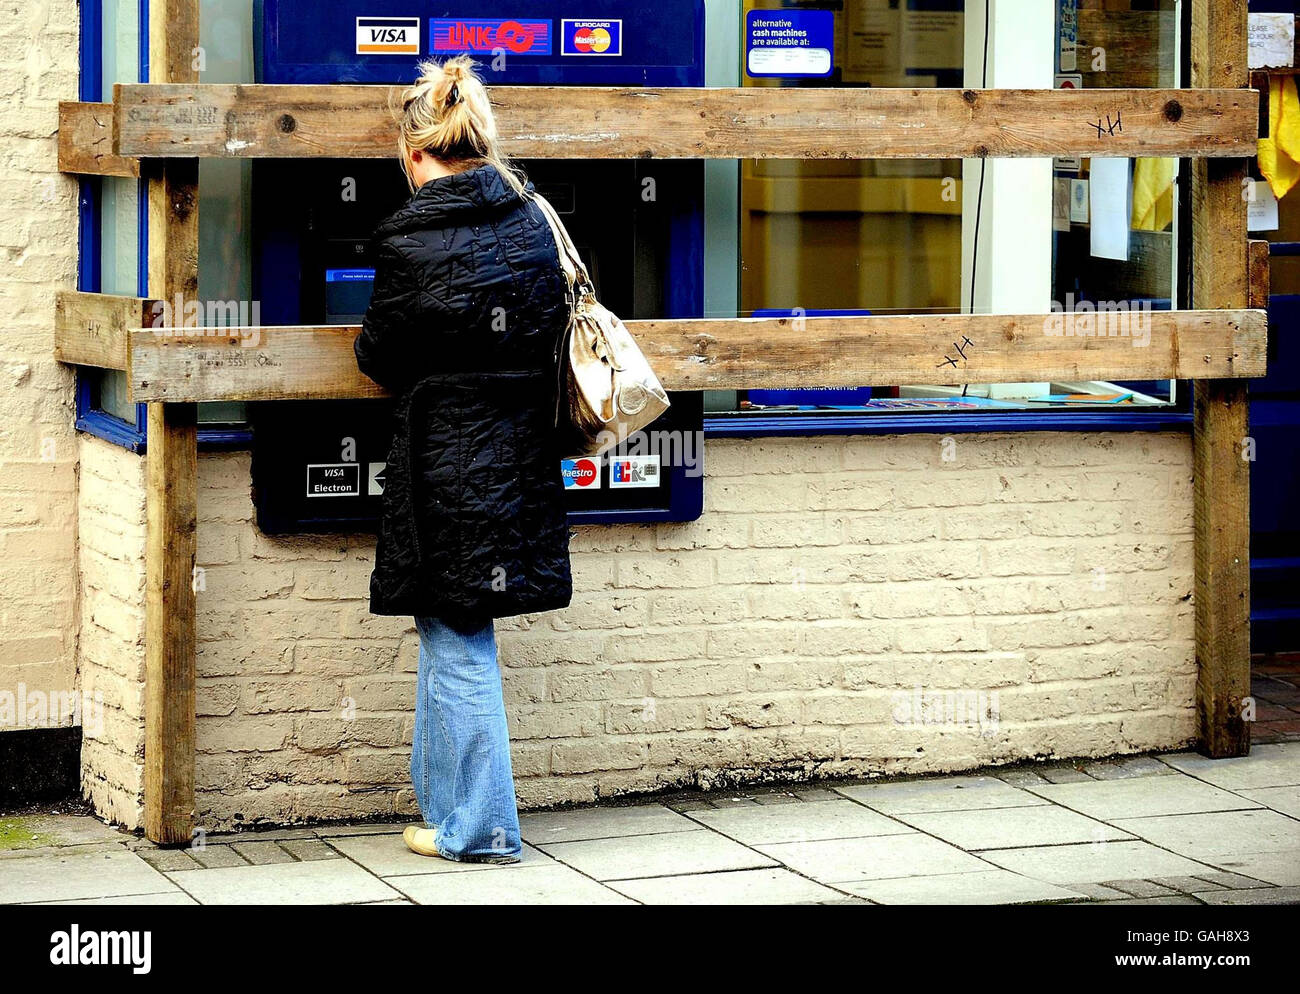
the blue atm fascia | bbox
[251,1,705,529]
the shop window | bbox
[705,0,1188,435]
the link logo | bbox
[430,18,552,55]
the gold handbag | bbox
[529,192,671,457]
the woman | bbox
[354,57,573,864]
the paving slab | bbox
[540,828,776,881]
[840,868,1084,905]
[1026,775,1260,820]
[1237,784,1300,819]
[687,799,911,845]
[278,839,340,862]
[836,776,1049,815]
[757,832,990,883]
[1098,896,1203,906]
[187,845,248,869]
[326,833,551,876]
[1080,757,1177,780]
[520,804,695,845]
[0,815,128,852]
[29,892,199,906]
[312,821,408,838]
[0,848,180,904]
[1194,887,1300,905]
[609,867,850,905]
[136,848,204,873]
[1112,809,1300,859]
[165,858,402,905]
[1098,879,1178,898]
[896,805,1132,851]
[389,863,634,905]
[1157,743,1300,790]
[1207,850,1300,886]
[231,841,296,865]
[981,840,1215,885]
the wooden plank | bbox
[142,0,200,848]
[126,310,1266,403]
[1192,0,1251,760]
[54,290,156,370]
[58,102,139,177]
[111,84,1259,161]
[143,401,198,846]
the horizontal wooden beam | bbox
[110,85,1259,163]
[54,290,157,370]
[124,310,1266,404]
[57,101,139,177]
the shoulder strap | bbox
[528,191,594,295]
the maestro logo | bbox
[559,457,598,488]
[562,19,623,56]
[430,18,552,55]
[561,458,601,489]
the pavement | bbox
[1,741,1298,905]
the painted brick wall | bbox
[77,435,147,828]
[0,0,81,740]
[165,431,1196,832]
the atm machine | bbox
[249,1,706,533]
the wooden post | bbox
[1191,0,1251,758]
[142,0,200,844]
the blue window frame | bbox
[75,0,253,452]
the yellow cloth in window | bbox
[1259,75,1300,201]
[1131,157,1176,231]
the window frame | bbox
[75,0,253,453]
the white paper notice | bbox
[1248,180,1280,232]
[1249,12,1295,70]
[1089,158,1130,262]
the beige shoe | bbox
[403,825,442,858]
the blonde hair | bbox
[393,56,526,195]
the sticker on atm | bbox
[561,457,601,490]
[430,18,552,55]
[609,454,660,489]
[356,17,420,55]
[306,463,361,497]
[561,19,622,57]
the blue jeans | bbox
[411,615,522,862]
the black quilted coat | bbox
[355,164,573,626]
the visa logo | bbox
[430,18,552,55]
[356,17,420,55]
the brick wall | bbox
[77,436,147,828]
[168,431,1196,832]
[0,0,81,742]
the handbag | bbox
[528,191,671,458]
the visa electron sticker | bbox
[356,16,420,55]
[561,457,601,489]
[430,18,551,55]
[746,9,833,79]
[609,454,660,489]
[562,19,622,57]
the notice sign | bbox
[746,9,833,79]
[306,464,361,498]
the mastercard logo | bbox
[572,27,612,53]
[562,19,622,57]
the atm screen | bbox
[325,268,375,325]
